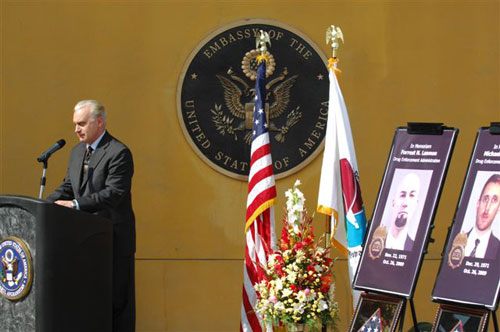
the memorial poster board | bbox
[353,127,457,297]
[432,128,500,309]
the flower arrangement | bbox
[254,180,339,331]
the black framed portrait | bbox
[354,126,458,297]
[433,127,500,309]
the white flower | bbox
[293,303,305,315]
[284,179,310,237]
[281,288,293,298]
[260,299,270,307]
[297,291,307,302]
[254,281,269,297]
[268,254,277,266]
[275,278,283,291]
[286,271,297,283]
[274,301,285,311]
[288,212,298,224]
[318,299,329,312]
[283,250,291,260]
[314,265,323,273]
[295,190,305,202]
[296,250,305,263]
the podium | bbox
[0,195,112,332]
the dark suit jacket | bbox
[485,234,500,260]
[404,235,414,251]
[47,132,135,256]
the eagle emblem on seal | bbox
[1,249,22,287]
[211,49,302,144]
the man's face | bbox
[391,173,420,229]
[476,182,500,232]
[73,106,104,144]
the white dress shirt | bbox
[385,227,409,250]
[465,227,492,259]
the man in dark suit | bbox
[384,172,421,251]
[47,100,135,332]
[465,174,500,260]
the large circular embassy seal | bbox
[0,237,33,300]
[177,19,329,180]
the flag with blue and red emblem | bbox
[357,308,383,332]
[317,58,367,306]
[240,58,277,332]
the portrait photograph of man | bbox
[380,169,433,252]
[461,172,500,260]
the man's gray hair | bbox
[74,100,107,125]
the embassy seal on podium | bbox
[0,236,33,301]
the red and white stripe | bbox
[241,133,276,332]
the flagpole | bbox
[320,26,347,332]
[324,215,331,248]
[240,30,277,332]
[324,25,344,249]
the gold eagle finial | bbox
[326,25,344,58]
[256,30,271,55]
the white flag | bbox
[317,63,367,307]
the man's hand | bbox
[54,200,74,208]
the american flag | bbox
[240,59,277,332]
[357,308,383,332]
[450,320,464,332]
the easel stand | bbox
[399,298,420,332]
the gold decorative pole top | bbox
[256,30,271,59]
[326,25,344,59]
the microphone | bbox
[37,139,66,163]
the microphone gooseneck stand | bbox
[37,138,66,199]
[38,160,48,199]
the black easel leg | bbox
[493,311,499,332]
[409,299,419,332]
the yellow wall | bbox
[1,0,499,331]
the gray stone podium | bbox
[0,195,112,332]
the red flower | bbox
[294,242,304,250]
[321,283,330,293]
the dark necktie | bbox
[83,146,93,175]
[470,239,480,258]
